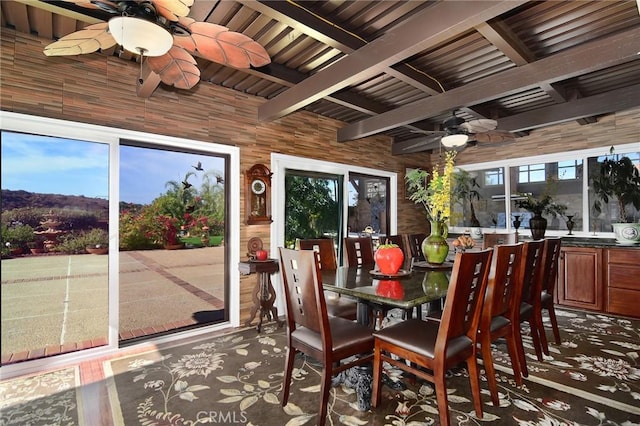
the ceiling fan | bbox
[43,0,271,94]
[406,110,515,151]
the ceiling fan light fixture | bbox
[108,16,173,57]
[441,133,469,148]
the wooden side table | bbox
[239,259,283,332]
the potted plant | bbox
[452,169,481,226]
[405,151,456,264]
[83,228,109,254]
[514,178,567,240]
[591,147,640,244]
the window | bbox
[558,160,582,180]
[518,164,545,183]
[452,167,506,229]
[451,143,638,236]
[484,168,503,186]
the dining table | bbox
[321,261,454,327]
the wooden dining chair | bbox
[372,248,493,426]
[516,239,546,377]
[344,236,375,267]
[384,234,408,255]
[538,237,563,352]
[478,242,524,406]
[298,238,358,321]
[278,248,374,426]
[406,233,427,262]
[483,232,518,249]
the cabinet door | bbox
[557,247,603,311]
[606,248,640,318]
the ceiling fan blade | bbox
[410,129,446,136]
[460,118,497,133]
[474,130,516,144]
[57,0,120,13]
[154,0,193,22]
[393,135,442,154]
[147,46,200,89]
[177,19,271,68]
[43,23,115,56]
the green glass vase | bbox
[421,220,450,264]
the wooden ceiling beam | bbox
[497,83,640,132]
[338,26,640,141]
[257,1,525,122]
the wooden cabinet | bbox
[557,247,603,311]
[605,248,640,317]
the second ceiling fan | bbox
[404,110,516,153]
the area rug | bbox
[104,309,640,425]
[0,366,83,425]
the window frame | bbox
[450,143,639,237]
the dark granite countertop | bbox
[558,237,640,249]
[448,233,640,249]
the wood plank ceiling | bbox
[2,0,640,154]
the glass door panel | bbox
[119,143,228,344]
[284,170,342,254]
[1,131,110,363]
[348,173,390,249]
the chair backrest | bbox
[518,240,545,307]
[407,233,427,261]
[385,234,409,257]
[540,237,562,295]
[483,233,518,249]
[279,247,329,336]
[483,243,524,323]
[343,236,375,267]
[298,238,337,270]
[438,248,493,344]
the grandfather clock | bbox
[245,164,272,225]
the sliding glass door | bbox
[284,170,343,252]
[274,154,397,270]
[1,112,239,369]
[118,142,229,344]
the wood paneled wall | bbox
[0,30,433,323]
[1,29,639,323]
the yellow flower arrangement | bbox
[405,151,456,222]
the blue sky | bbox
[1,131,225,205]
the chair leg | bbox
[372,342,383,408]
[466,355,484,419]
[434,369,452,426]
[528,317,545,361]
[546,303,562,345]
[514,323,529,378]
[281,348,296,406]
[505,333,523,387]
[533,309,549,357]
[480,336,499,406]
[318,365,332,426]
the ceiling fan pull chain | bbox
[138,48,147,85]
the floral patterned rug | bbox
[0,366,83,425]
[104,308,640,425]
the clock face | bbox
[251,179,266,195]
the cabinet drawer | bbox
[607,248,640,265]
[607,287,640,318]
[608,264,640,290]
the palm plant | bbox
[591,148,640,223]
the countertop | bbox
[448,233,640,249]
